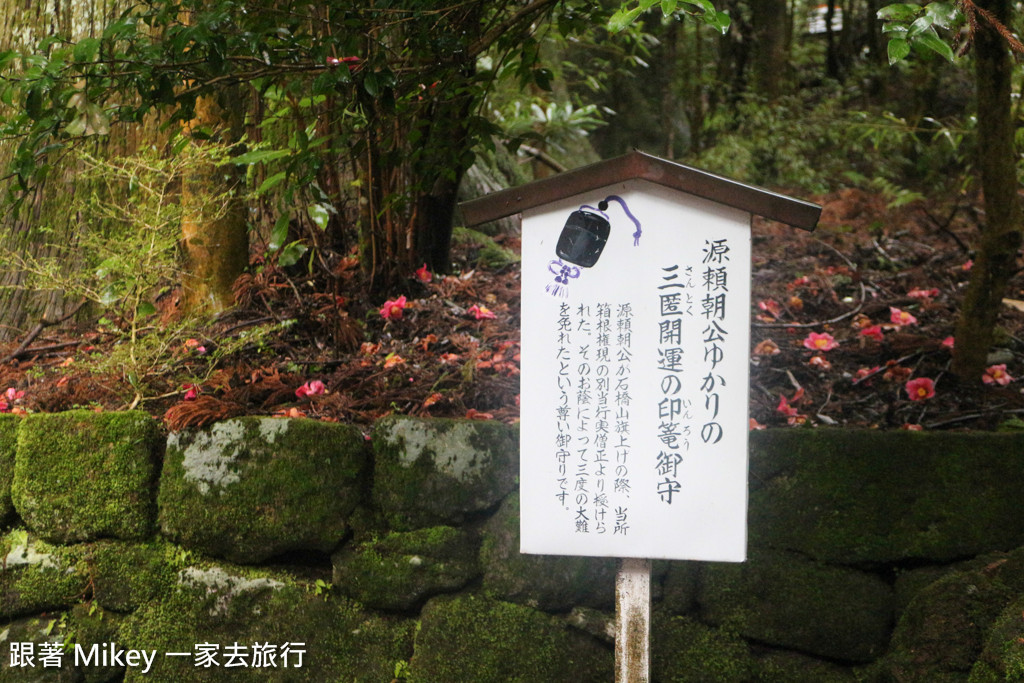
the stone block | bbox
[12,411,160,543]
[480,493,616,611]
[411,594,611,682]
[372,416,517,530]
[119,563,413,681]
[332,526,479,611]
[158,417,366,563]
[750,429,1024,564]
[698,548,893,663]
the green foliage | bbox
[0,142,236,400]
[878,3,961,65]
[609,0,731,35]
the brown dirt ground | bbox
[2,187,1023,432]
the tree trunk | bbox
[749,0,788,99]
[0,0,137,340]
[951,0,1022,380]
[180,86,249,313]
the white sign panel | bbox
[519,179,750,562]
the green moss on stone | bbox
[86,539,184,613]
[970,595,1024,682]
[66,603,127,683]
[749,429,1024,564]
[410,594,611,682]
[1,529,89,620]
[119,562,413,681]
[332,526,479,611]
[652,612,755,683]
[698,547,893,663]
[0,613,73,682]
[882,551,1024,682]
[11,411,160,543]
[158,417,367,563]
[372,416,518,531]
[480,493,616,611]
[0,414,21,523]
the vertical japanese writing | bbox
[555,303,572,510]
[593,303,611,534]
[575,305,592,533]
[700,239,730,446]
[614,303,633,534]
[655,264,694,504]
[552,301,632,536]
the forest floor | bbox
[2,187,1024,432]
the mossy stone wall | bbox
[1,415,1024,681]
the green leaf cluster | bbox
[878,2,961,64]
[609,0,731,35]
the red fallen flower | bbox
[415,263,431,283]
[380,295,407,320]
[182,384,200,401]
[905,377,936,401]
[889,307,918,326]
[468,304,496,320]
[757,299,783,319]
[907,287,940,299]
[776,388,805,417]
[296,380,326,399]
[803,331,838,352]
[982,364,1013,386]
[859,325,884,342]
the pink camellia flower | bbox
[962,259,973,271]
[982,364,1013,386]
[415,263,431,283]
[468,304,496,320]
[941,336,955,349]
[182,384,200,401]
[757,299,783,319]
[890,307,918,326]
[905,377,936,401]
[907,287,940,299]
[803,331,838,352]
[295,380,327,399]
[380,295,407,320]
[859,325,884,342]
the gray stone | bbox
[372,416,517,530]
[158,417,366,563]
[1,530,89,620]
[480,493,616,611]
[119,562,414,682]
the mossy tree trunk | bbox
[951,0,1022,381]
[180,87,249,313]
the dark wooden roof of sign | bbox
[460,150,820,231]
